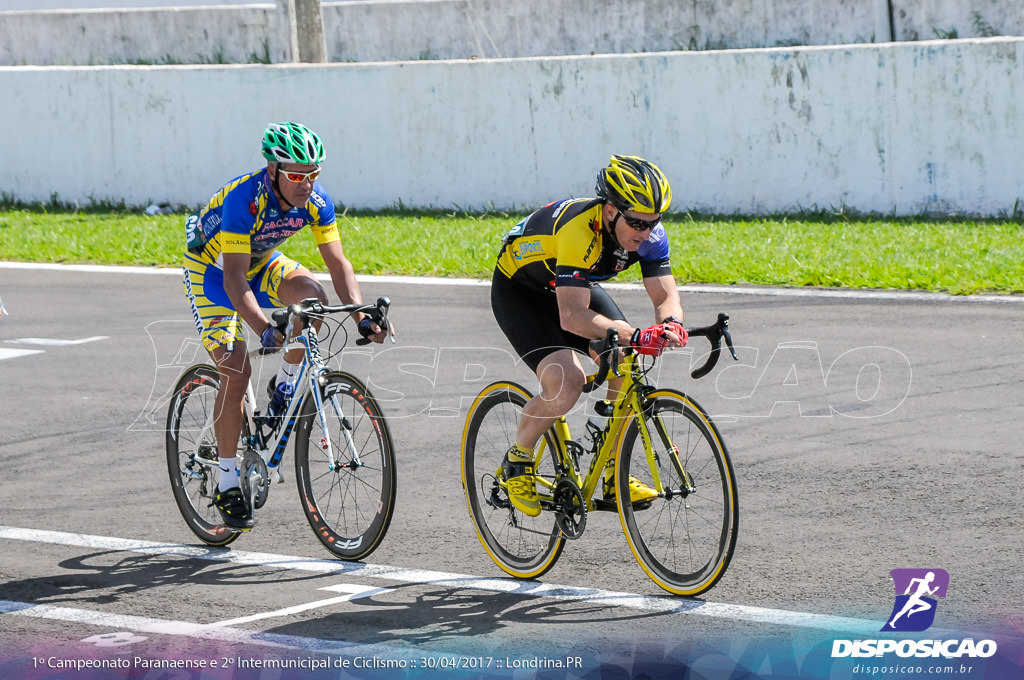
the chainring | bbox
[239,448,271,510]
[553,478,587,539]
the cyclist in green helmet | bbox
[183,121,393,530]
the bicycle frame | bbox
[243,332,321,471]
[179,329,326,487]
[187,298,390,489]
[168,294,398,558]
[534,350,687,512]
[462,313,738,593]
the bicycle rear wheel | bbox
[617,389,738,595]
[165,364,240,546]
[461,381,565,579]
[293,371,396,560]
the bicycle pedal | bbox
[592,498,618,512]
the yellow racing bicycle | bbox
[461,314,739,596]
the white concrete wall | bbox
[2,0,1022,66]
[2,37,1020,216]
[892,0,1024,41]
[0,5,288,66]
[326,0,878,62]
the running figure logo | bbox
[881,568,950,632]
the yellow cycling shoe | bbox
[603,475,659,505]
[501,447,541,517]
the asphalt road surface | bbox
[1,263,1022,678]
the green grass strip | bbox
[0,208,1021,295]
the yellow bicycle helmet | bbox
[595,155,672,214]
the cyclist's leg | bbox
[491,273,589,516]
[184,258,251,466]
[209,343,255,528]
[491,273,587,448]
[255,253,312,370]
[519,349,586,448]
[248,253,324,407]
[184,257,255,528]
[210,343,251,468]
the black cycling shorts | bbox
[491,270,626,373]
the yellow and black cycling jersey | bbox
[495,197,672,293]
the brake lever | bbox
[582,328,619,393]
[688,313,739,380]
[609,332,622,378]
[723,325,738,360]
[355,297,394,346]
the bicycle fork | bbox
[311,378,364,472]
[636,396,697,499]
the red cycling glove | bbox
[631,324,669,356]
[631,321,689,357]
[662,320,689,346]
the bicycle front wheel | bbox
[617,389,738,595]
[165,364,240,547]
[293,371,396,560]
[461,381,565,579]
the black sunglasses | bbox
[616,210,660,232]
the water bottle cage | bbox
[584,418,606,453]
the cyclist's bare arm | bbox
[319,239,392,343]
[319,238,361,306]
[642,274,683,324]
[223,251,274,338]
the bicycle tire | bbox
[293,371,396,560]
[461,381,565,579]
[164,364,241,546]
[617,389,738,595]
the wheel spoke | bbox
[165,365,240,547]
[618,392,738,595]
[294,373,396,561]
[461,383,564,579]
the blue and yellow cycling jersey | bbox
[495,197,672,292]
[187,167,339,272]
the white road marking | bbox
[0,347,44,361]
[0,261,1019,303]
[208,584,392,628]
[0,599,424,658]
[6,335,108,346]
[0,525,881,635]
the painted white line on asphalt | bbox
[1,260,1020,303]
[209,584,393,629]
[0,348,44,361]
[0,525,882,635]
[7,335,108,346]
[0,599,427,658]
[0,261,179,276]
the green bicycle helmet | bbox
[261,122,326,165]
[595,154,672,214]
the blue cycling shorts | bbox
[183,251,301,351]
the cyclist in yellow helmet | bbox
[183,122,392,530]
[491,155,688,516]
